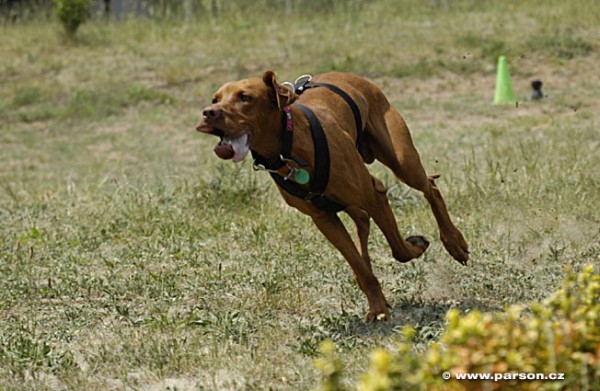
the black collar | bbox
[251,106,307,172]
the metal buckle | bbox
[283,168,294,181]
[252,161,266,171]
[281,81,295,91]
[294,74,312,85]
[254,158,292,177]
[293,74,313,94]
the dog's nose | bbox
[202,106,222,121]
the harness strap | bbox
[270,173,345,213]
[280,105,294,159]
[269,103,344,213]
[252,106,307,171]
[295,103,329,194]
[296,81,365,156]
[251,78,366,214]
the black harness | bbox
[251,78,365,213]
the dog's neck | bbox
[250,108,286,162]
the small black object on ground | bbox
[531,80,544,100]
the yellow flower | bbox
[402,325,416,341]
[447,309,460,326]
[319,340,335,355]
[371,349,392,371]
[506,305,522,321]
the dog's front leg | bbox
[311,213,390,321]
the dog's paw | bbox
[394,235,430,263]
[365,308,391,322]
[406,235,430,252]
[441,230,469,266]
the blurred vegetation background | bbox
[3,0,488,21]
[1,0,598,390]
[2,0,598,23]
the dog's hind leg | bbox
[345,206,373,273]
[366,107,469,265]
[311,212,390,321]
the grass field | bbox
[1,1,599,389]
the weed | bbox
[11,86,42,107]
[391,59,436,79]
[62,85,173,120]
[525,28,593,59]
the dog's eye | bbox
[211,97,219,104]
[238,93,253,103]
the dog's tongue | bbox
[216,133,249,162]
[229,133,250,162]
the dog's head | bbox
[196,71,298,162]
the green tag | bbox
[294,168,310,184]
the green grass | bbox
[1,0,599,389]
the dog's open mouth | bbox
[214,132,250,162]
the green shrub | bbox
[54,0,92,37]
[316,266,599,390]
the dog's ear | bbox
[262,70,278,90]
[263,70,297,110]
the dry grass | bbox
[0,1,599,389]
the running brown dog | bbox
[196,71,469,321]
